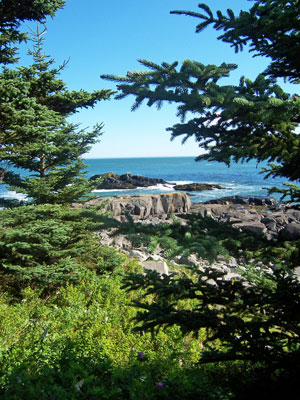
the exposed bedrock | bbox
[204,195,278,206]
[190,198,300,241]
[77,192,191,221]
[75,193,300,241]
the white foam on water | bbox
[137,183,175,190]
[89,178,271,203]
[168,181,193,185]
[92,188,133,193]
[0,190,27,201]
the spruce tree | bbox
[0,26,112,204]
[0,0,65,64]
[102,0,300,202]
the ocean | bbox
[87,157,288,203]
[0,157,289,203]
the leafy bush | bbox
[0,273,232,399]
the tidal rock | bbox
[174,183,224,191]
[90,172,169,190]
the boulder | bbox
[140,260,169,275]
[234,222,267,236]
[128,249,149,262]
[279,222,300,241]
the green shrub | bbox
[0,273,231,399]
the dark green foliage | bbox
[123,265,300,388]
[0,27,112,204]
[0,0,65,64]
[95,245,126,273]
[171,1,300,83]
[0,204,113,292]
[102,0,300,202]
[115,213,238,262]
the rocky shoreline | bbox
[190,197,300,241]
[74,192,300,278]
[77,193,300,241]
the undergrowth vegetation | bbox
[0,233,232,399]
[0,203,300,398]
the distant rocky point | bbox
[90,172,169,190]
[90,172,224,192]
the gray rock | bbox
[222,271,242,280]
[75,193,191,220]
[279,222,300,241]
[226,257,239,268]
[174,183,224,191]
[285,209,300,222]
[174,254,198,266]
[105,193,191,219]
[205,195,278,206]
[128,250,149,261]
[91,172,169,190]
[261,217,277,231]
[147,254,164,261]
[140,260,169,275]
[233,222,267,236]
[293,267,300,280]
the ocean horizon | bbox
[0,156,289,203]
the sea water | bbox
[85,157,288,203]
[0,157,289,203]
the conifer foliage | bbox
[0,3,113,288]
[103,0,300,202]
[0,205,94,291]
[0,0,66,65]
[0,26,112,204]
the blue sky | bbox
[20,0,295,158]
